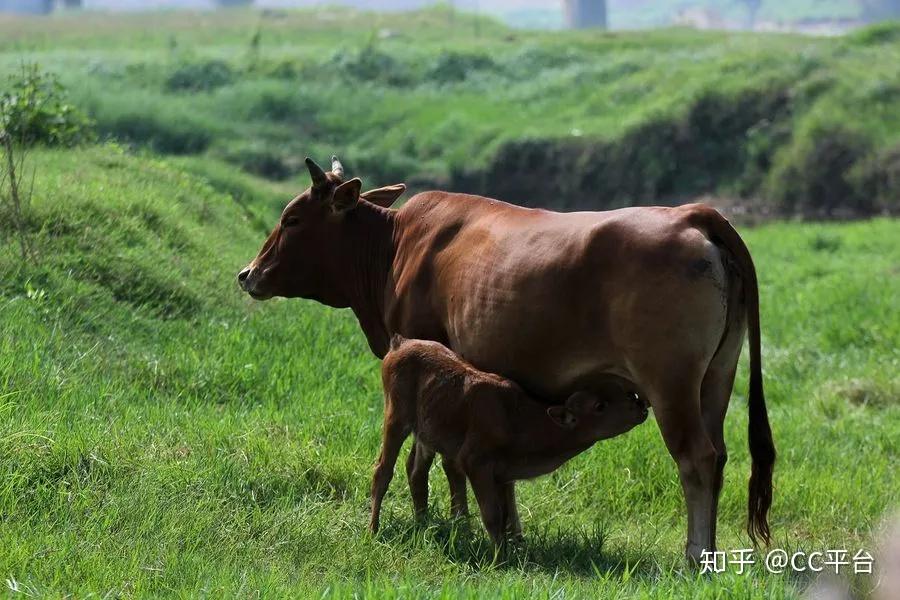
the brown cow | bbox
[237,156,775,563]
[371,335,648,545]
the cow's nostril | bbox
[237,267,251,283]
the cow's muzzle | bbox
[237,266,251,289]
[237,266,271,300]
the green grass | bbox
[1,9,899,214]
[1,145,898,597]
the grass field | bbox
[1,145,898,597]
[1,7,899,597]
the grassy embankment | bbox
[1,9,899,215]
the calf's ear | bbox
[547,406,577,429]
[360,183,406,208]
[567,391,602,414]
[330,178,362,214]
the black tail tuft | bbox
[747,368,776,546]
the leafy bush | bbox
[102,111,214,154]
[329,46,411,86]
[215,141,297,180]
[852,143,900,215]
[250,58,301,80]
[767,125,874,217]
[426,51,498,83]
[347,148,421,187]
[0,64,93,146]
[165,60,234,93]
[214,81,318,124]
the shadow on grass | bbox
[376,511,660,580]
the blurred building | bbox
[564,0,606,28]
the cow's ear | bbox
[360,183,406,209]
[547,406,577,429]
[330,178,362,214]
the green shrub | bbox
[329,46,411,86]
[102,111,213,154]
[426,51,498,83]
[250,58,301,80]
[215,141,297,180]
[767,125,874,217]
[0,64,93,146]
[214,81,318,124]
[852,143,900,215]
[165,60,234,93]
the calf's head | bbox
[547,390,648,440]
[237,156,405,305]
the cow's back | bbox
[389,192,729,398]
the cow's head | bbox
[237,156,406,305]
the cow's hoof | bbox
[685,543,708,566]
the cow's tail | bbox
[691,205,775,546]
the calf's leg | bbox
[370,415,410,533]
[406,437,435,520]
[463,458,506,547]
[442,455,469,518]
[501,482,523,538]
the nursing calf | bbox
[369,336,648,546]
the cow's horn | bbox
[305,157,327,188]
[331,155,344,179]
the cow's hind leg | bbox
[700,269,747,544]
[406,437,435,521]
[700,360,740,545]
[649,375,718,564]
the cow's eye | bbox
[282,216,300,228]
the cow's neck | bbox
[342,203,396,358]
